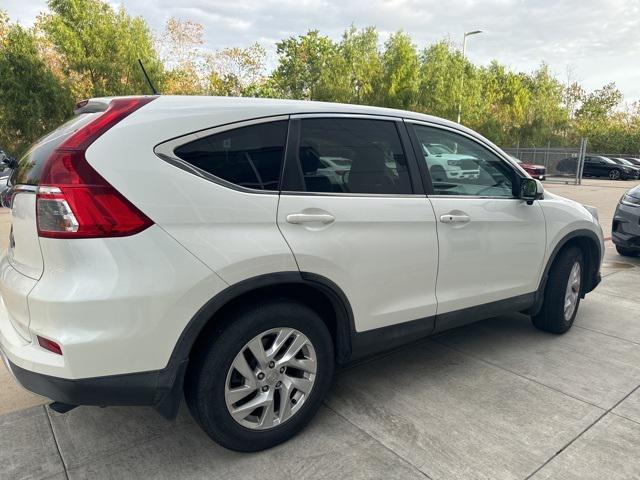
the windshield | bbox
[616,158,633,166]
[601,157,616,164]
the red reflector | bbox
[37,96,156,239]
[37,336,63,355]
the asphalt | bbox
[1,178,640,480]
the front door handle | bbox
[440,214,470,224]
[286,213,335,224]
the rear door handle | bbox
[286,213,335,224]
[440,214,470,224]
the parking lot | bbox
[1,179,640,480]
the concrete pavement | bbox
[1,178,640,479]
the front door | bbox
[407,121,546,327]
[277,116,439,333]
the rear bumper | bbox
[0,225,225,379]
[1,346,186,418]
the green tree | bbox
[0,17,72,155]
[42,0,163,99]
[418,40,466,120]
[476,62,531,146]
[576,82,623,121]
[272,30,339,100]
[379,31,419,109]
[519,64,570,146]
[337,26,382,104]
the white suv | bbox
[0,96,603,451]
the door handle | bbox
[440,214,470,224]
[286,213,335,224]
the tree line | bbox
[1,0,639,157]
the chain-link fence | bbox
[503,139,587,185]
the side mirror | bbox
[520,178,544,205]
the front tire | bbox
[185,300,334,452]
[532,247,583,334]
[609,169,621,180]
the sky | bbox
[4,0,640,102]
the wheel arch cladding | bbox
[542,230,602,298]
[526,229,601,317]
[170,272,355,374]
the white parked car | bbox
[0,96,603,451]
[421,142,480,181]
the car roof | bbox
[92,95,513,162]
[95,94,478,137]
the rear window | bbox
[174,121,288,191]
[10,114,98,187]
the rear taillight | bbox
[37,97,156,239]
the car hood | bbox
[543,190,582,207]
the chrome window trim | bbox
[154,115,289,196]
[405,119,525,200]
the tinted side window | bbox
[174,121,288,191]
[412,124,517,198]
[294,118,412,194]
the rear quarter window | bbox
[173,120,288,192]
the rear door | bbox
[277,115,439,334]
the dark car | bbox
[558,155,636,180]
[608,157,640,179]
[624,157,640,167]
[613,184,640,256]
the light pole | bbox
[457,30,482,124]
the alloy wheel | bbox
[563,261,581,321]
[224,328,317,430]
[609,169,620,180]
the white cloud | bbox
[4,0,640,101]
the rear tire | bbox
[532,247,583,334]
[616,245,639,257]
[184,300,334,452]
